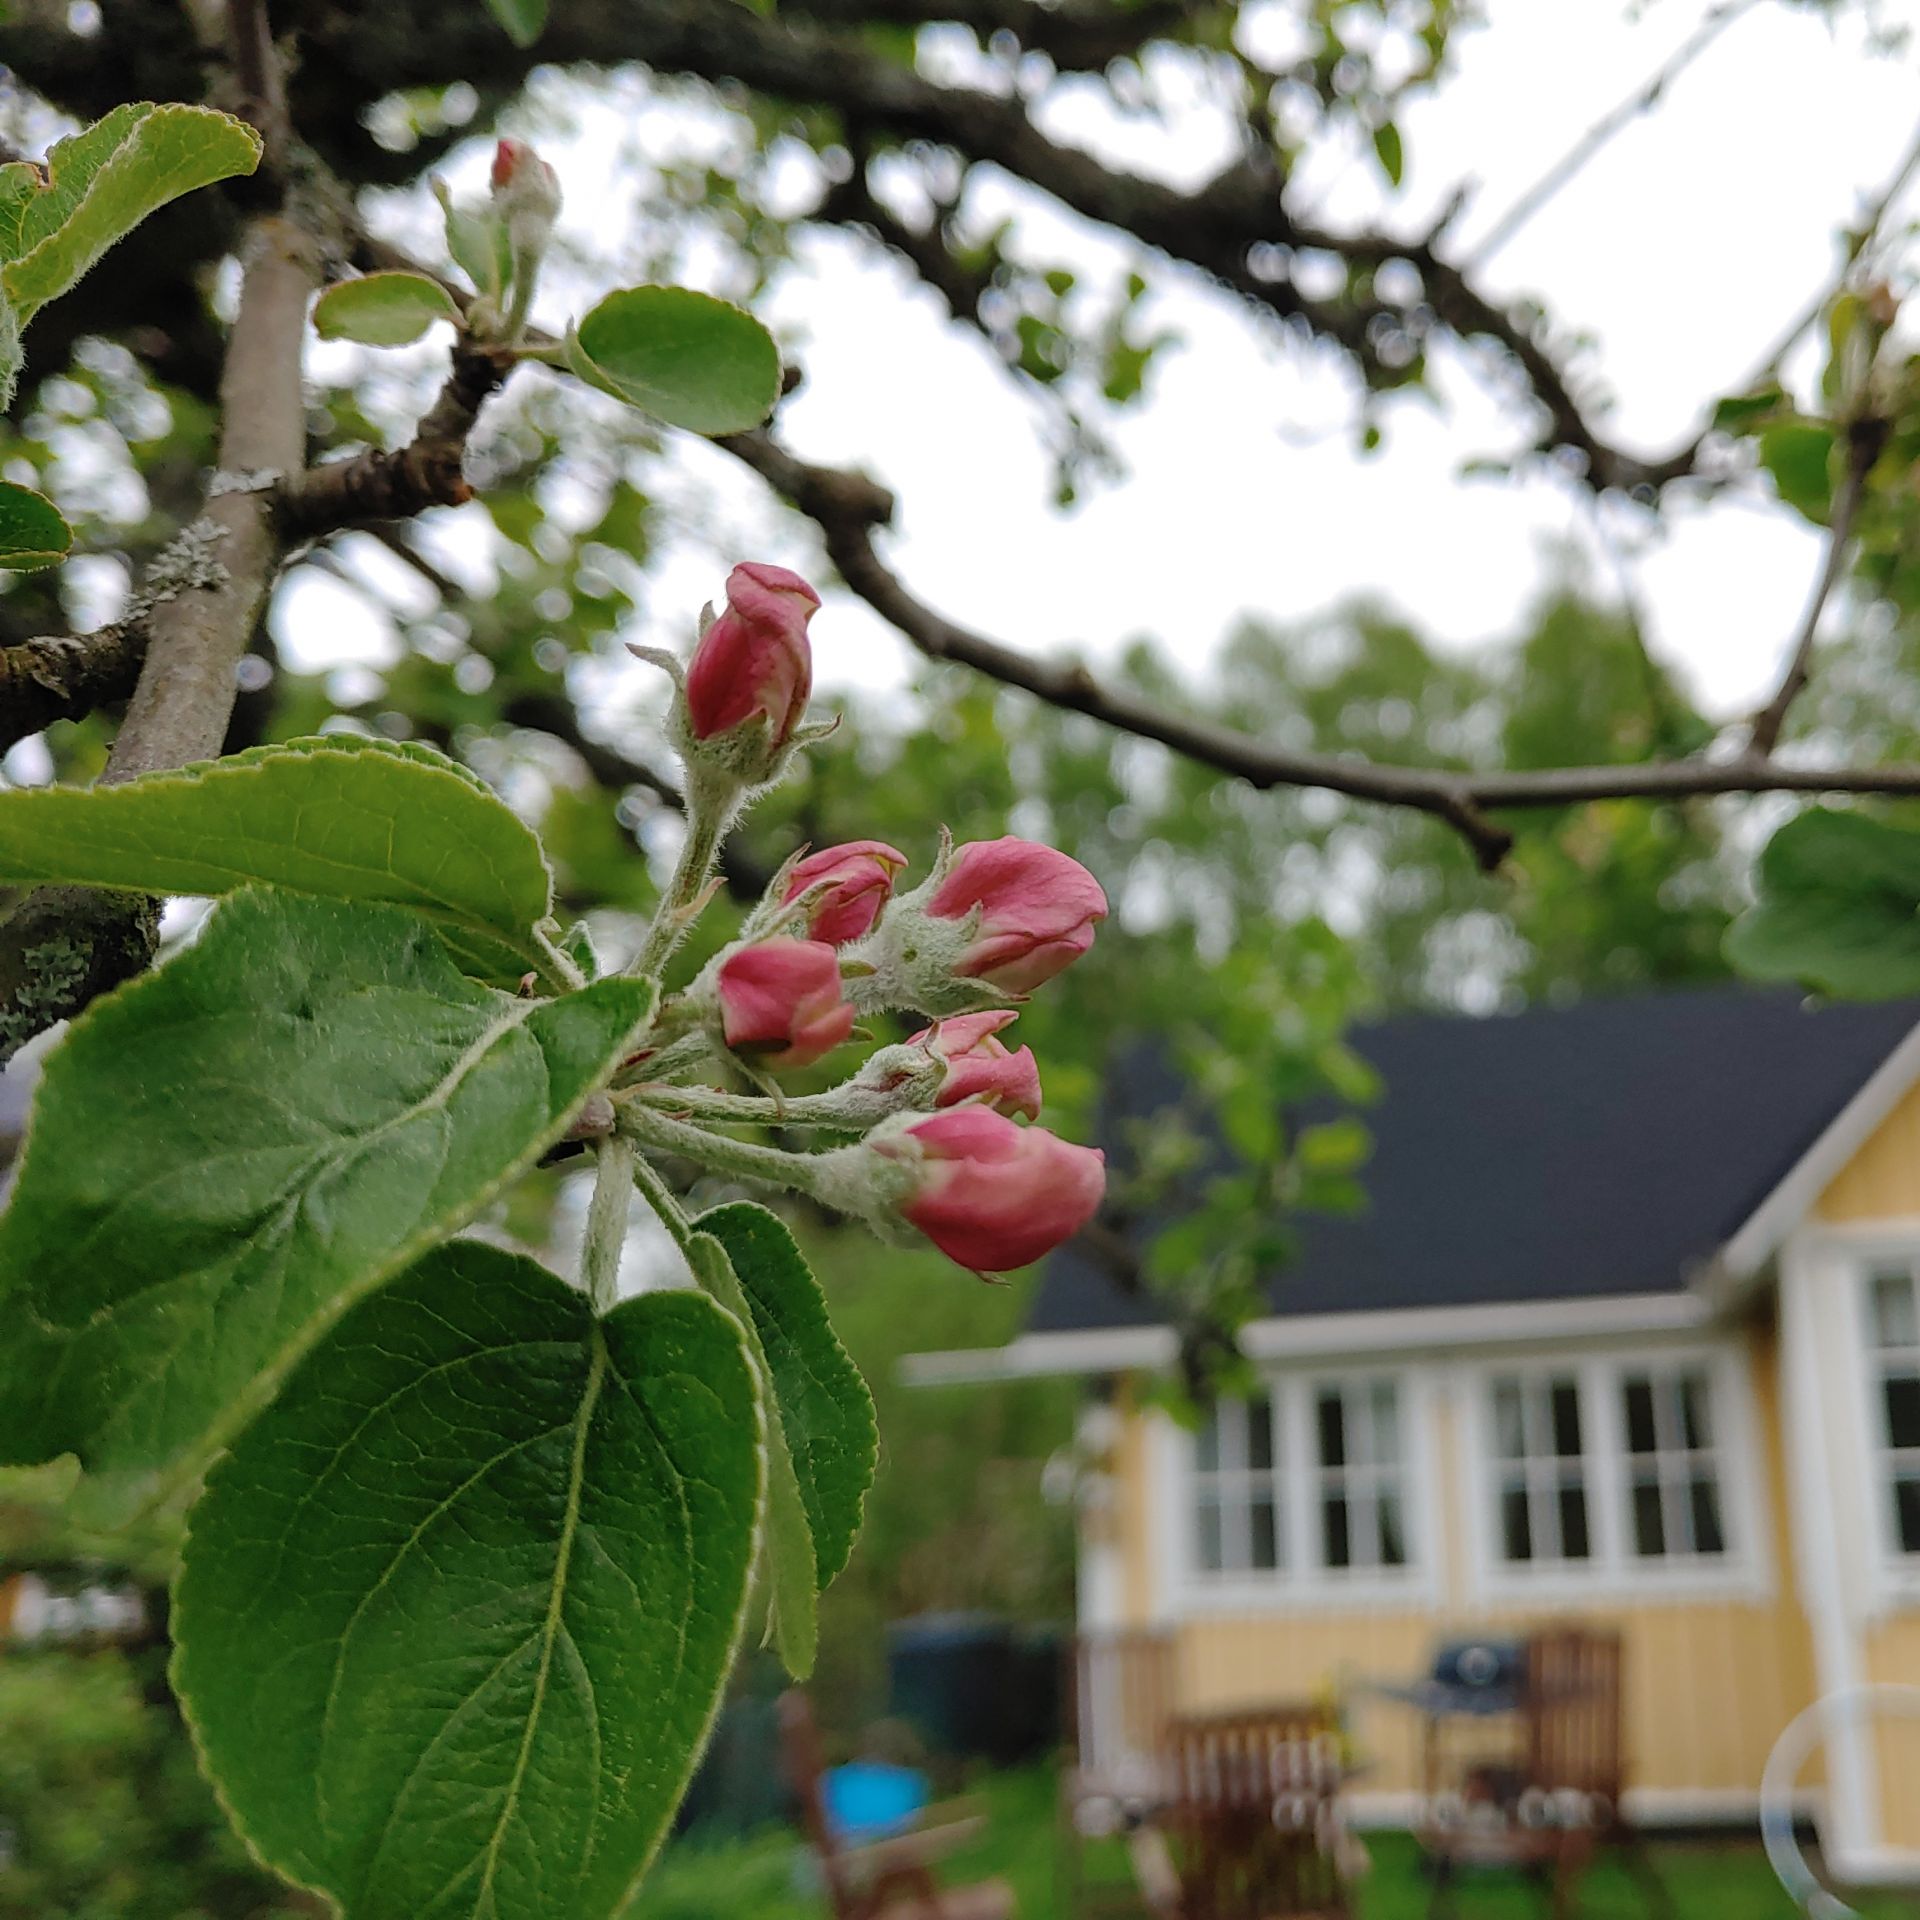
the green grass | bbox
[630,1764,1916,1919]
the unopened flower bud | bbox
[871,1107,1104,1274]
[677,562,819,787]
[927,838,1108,993]
[911,1011,1042,1120]
[783,840,908,945]
[490,138,562,249]
[716,937,852,1073]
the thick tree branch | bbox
[0,622,146,754]
[721,426,1920,868]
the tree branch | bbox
[720,426,1920,868]
[1745,417,1884,758]
[275,343,514,537]
[0,622,146,754]
[1463,0,1760,270]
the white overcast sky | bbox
[270,0,1920,731]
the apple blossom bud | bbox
[926,837,1108,992]
[873,1107,1104,1274]
[682,562,819,782]
[491,138,562,238]
[716,937,853,1072]
[910,1011,1042,1120]
[783,840,908,945]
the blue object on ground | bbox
[823,1762,929,1844]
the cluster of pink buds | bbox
[616,564,1108,1277]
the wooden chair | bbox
[1421,1626,1671,1920]
[779,1690,1016,1920]
[1146,1703,1356,1920]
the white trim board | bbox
[902,1293,1711,1386]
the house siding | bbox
[1810,1079,1920,1860]
[1816,1075,1920,1225]
[1098,1327,1818,1811]
[1862,1618,1920,1853]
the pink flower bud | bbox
[910,1011,1042,1120]
[685,563,819,752]
[490,139,561,228]
[880,1107,1104,1274]
[926,838,1108,993]
[717,938,853,1072]
[491,138,559,200]
[783,840,908,945]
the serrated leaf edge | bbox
[696,1201,876,1589]
[1,909,656,1512]
[0,736,557,967]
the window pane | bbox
[1493,1381,1525,1459]
[1551,1381,1583,1459]
[1249,1496,1278,1571]
[1322,1494,1351,1569]
[1689,1475,1726,1556]
[1246,1395,1274,1471]
[1369,1380,1400,1462]
[1872,1273,1919,1350]
[1623,1378,1657,1455]
[1501,1481,1533,1561]
[1678,1371,1713,1450]
[1885,1373,1920,1451]
[1195,1410,1221,1475]
[1197,1493,1224,1571]
[1558,1482,1592,1560]
[1897,1475,1920,1556]
[1632,1477,1665,1556]
[1316,1390,1345,1469]
[1378,1488,1408,1568]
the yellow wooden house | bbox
[910,988,1920,1884]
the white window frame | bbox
[1154,1368,1441,1614]
[1459,1341,1771,1606]
[1840,1238,1920,1601]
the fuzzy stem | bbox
[626,1081,855,1129]
[628,795,730,982]
[582,1135,635,1313]
[616,1099,831,1198]
[629,1148,698,1258]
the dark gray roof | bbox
[1030,986,1920,1335]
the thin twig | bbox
[1464,0,1760,270]
[1739,117,1920,389]
[1746,421,1883,757]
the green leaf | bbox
[1711,385,1786,435]
[1372,121,1405,187]
[0,482,70,570]
[1726,808,1920,998]
[0,104,262,323]
[480,0,549,46]
[0,890,652,1496]
[684,1230,821,1679]
[312,271,463,347]
[0,736,556,982]
[565,287,782,435]
[696,1203,876,1590]
[1760,420,1837,523]
[173,1242,763,1920]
